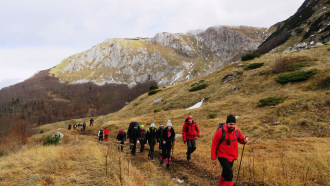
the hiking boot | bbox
[187,153,191,161]
[166,164,170,169]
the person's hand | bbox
[196,136,199,139]
[244,137,248,144]
[163,141,166,144]
[173,141,176,144]
[212,159,217,165]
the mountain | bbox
[51,26,268,87]
[257,0,329,54]
[0,25,268,130]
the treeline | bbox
[0,70,156,147]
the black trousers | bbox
[218,157,234,181]
[131,138,137,155]
[148,140,155,158]
[118,140,124,151]
[159,139,163,150]
[140,139,146,152]
[98,136,103,141]
[186,139,196,155]
[162,141,172,159]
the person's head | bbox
[160,124,164,128]
[187,115,193,124]
[135,122,139,126]
[151,123,155,129]
[140,125,144,129]
[226,115,236,132]
[166,120,172,129]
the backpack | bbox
[185,122,198,133]
[216,123,238,153]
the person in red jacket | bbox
[103,127,110,141]
[211,115,248,186]
[182,115,200,161]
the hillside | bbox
[1,44,328,185]
[257,0,329,54]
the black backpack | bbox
[216,123,238,148]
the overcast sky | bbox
[0,0,305,89]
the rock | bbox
[223,72,239,83]
[175,134,182,138]
[153,98,163,105]
[231,86,238,91]
[21,145,28,150]
[52,132,64,139]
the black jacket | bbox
[147,127,158,143]
[157,127,165,141]
[117,131,126,141]
[128,122,137,139]
[162,127,175,143]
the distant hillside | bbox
[257,0,330,54]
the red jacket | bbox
[182,120,200,141]
[211,123,245,162]
[103,128,110,135]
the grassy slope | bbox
[1,45,329,185]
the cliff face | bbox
[50,26,268,87]
[257,0,330,54]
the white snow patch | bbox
[185,98,204,110]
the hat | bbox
[151,123,155,127]
[166,120,172,127]
[135,122,139,125]
[187,115,193,120]
[140,125,144,128]
[160,124,164,127]
[226,115,236,123]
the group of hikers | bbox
[67,118,94,131]
[95,114,248,185]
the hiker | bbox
[182,115,200,161]
[74,123,77,130]
[130,122,140,155]
[146,123,158,160]
[116,129,126,152]
[77,123,81,130]
[82,122,86,131]
[67,124,71,130]
[90,118,94,126]
[139,125,147,153]
[157,124,165,152]
[211,115,248,186]
[103,127,110,141]
[160,120,175,169]
[98,129,103,141]
[128,122,137,150]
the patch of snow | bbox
[185,98,204,110]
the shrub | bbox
[133,103,139,106]
[39,130,44,134]
[241,52,261,61]
[149,85,158,91]
[0,151,8,157]
[189,83,208,92]
[258,97,287,107]
[154,108,161,113]
[43,135,61,146]
[148,89,161,96]
[318,76,330,89]
[207,113,217,119]
[272,57,309,73]
[245,63,264,70]
[275,70,317,84]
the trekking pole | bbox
[171,141,174,156]
[236,141,246,184]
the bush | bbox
[148,89,161,96]
[149,85,158,91]
[43,135,61,146]
[154,109,161,113]
[258,97,287,107]
[275,70,317,84]
[318,76,330,89]
[245,63,264,70]
[39,130,44,134]
[189,83,208,92]
[272,57,309,73]
[0,151,8,157]
[207,113,217,119]
[241,52,261,61]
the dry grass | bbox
[1,45,329,185]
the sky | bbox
[0,0,305,89]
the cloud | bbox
[0,0,305,88]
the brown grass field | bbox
[0,45,329,185]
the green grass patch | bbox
[43,135,61,146]
[258,96,287,107]
[241,52,261,61]
[0,151,8,157]
[189,83,208,92]
[245,63,264,70]
[207,113,217,119]
[148,89,162,96]
[287,63,308,71]
[318,76,330,89]
[154,108,161,113]
[149,85,159,91]
[275,70,317,84]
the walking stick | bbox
[236,143,246,184]
[171,141,174,156]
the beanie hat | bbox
[226,115,236,123]
[187,115,193,120]
[151,123,155,127]
[135,122,139,125]
[140,125,144,128]
[166,120,172,127]
[160,124,164,127]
